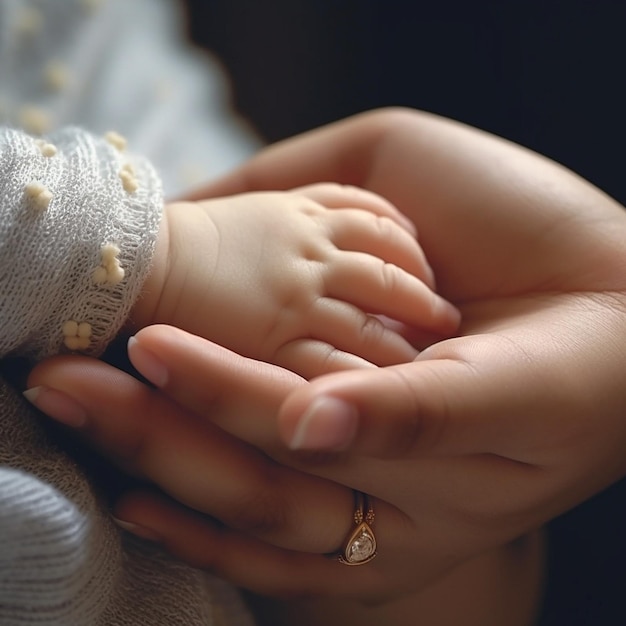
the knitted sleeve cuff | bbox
[0,126,162,360]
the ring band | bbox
[338,491,377,565]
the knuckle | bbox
[314,182,360,197]
[374,214,417,252]
[318,344,351,370]
[302,182,387,212]
[299,199,326,218]
[358,314,386,345]
[379,261,400,294]
[373,213,397,237]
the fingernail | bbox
[288,396,358,451]
[127,336,168,387]
[112,517,161,542]
[23,386,87,428]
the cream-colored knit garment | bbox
[0,126,160,359]
[0,379,250,626]
[0,0,260,197]
[0,128,254,626]
[0,0,259,622]
[0,125,255,625]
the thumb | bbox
[278,335,557,461]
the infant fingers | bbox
[276,298,420,372]
[324,208,434,288]
[293,182,417,236]
[324,253,460,336]
[273,338,380,379]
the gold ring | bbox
[337,491,377,565]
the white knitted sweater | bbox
[0,0,258,624]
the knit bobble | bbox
[119,163,138,194]
[18,105,51,135]
[25,182,53,211]
[44,61,70,92]
[93,243,124,286]
[15,7,43,38]
[101,243,121,267]
[35,139,58,157]
[62,320,92,351]
[80,0,104,15]
[104,131,127,152]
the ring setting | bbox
[338,491,377,565]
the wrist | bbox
[127,207,170,333]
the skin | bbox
[131,182,458,378]
[27,108,626,624]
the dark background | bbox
[186,0,626,205]
[184,2,626,623]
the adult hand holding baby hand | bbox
[26,109,626,626]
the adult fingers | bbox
[181,108,402,198]
[121,325,370,442]
[113,490,404,601]
[181,108,626,302]
[277,325,583,463]
[25,352,356,553]
[122,326,513,466]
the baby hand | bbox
[133,184,460,377]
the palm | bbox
[173,109,626,597]
[251,112,626,593]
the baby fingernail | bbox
[23,386,87,428]
[289,396,358,451]
[112,517,161,542]
[127,336,168,387]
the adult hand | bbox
[194,109,626,493]
[25,325,542,626]
[27,109,626,607]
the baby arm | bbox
[131,185,460,378]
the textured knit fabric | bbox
[0,126,255,625]
[0,126,161,360]
[0,0,258,624]
[0,0,260,197]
